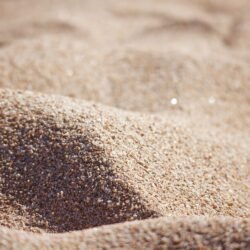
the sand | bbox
[0,0,250,249]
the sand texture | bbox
[0,0,250,249]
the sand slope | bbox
[0,0,250,249]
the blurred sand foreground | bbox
[0,0,250,249]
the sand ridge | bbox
[0,217,249,249]
[0,0,250,249]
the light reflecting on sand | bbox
[170,98,178,105]
[208,96,216,104]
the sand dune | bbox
[0,0,250,249]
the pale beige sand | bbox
[0,0,250,249]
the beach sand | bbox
[0,0,249,249]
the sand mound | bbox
[0,89,249,240]
[0,0,249,249]
[0,89,158,233]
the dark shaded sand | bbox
[0,0,250,249]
